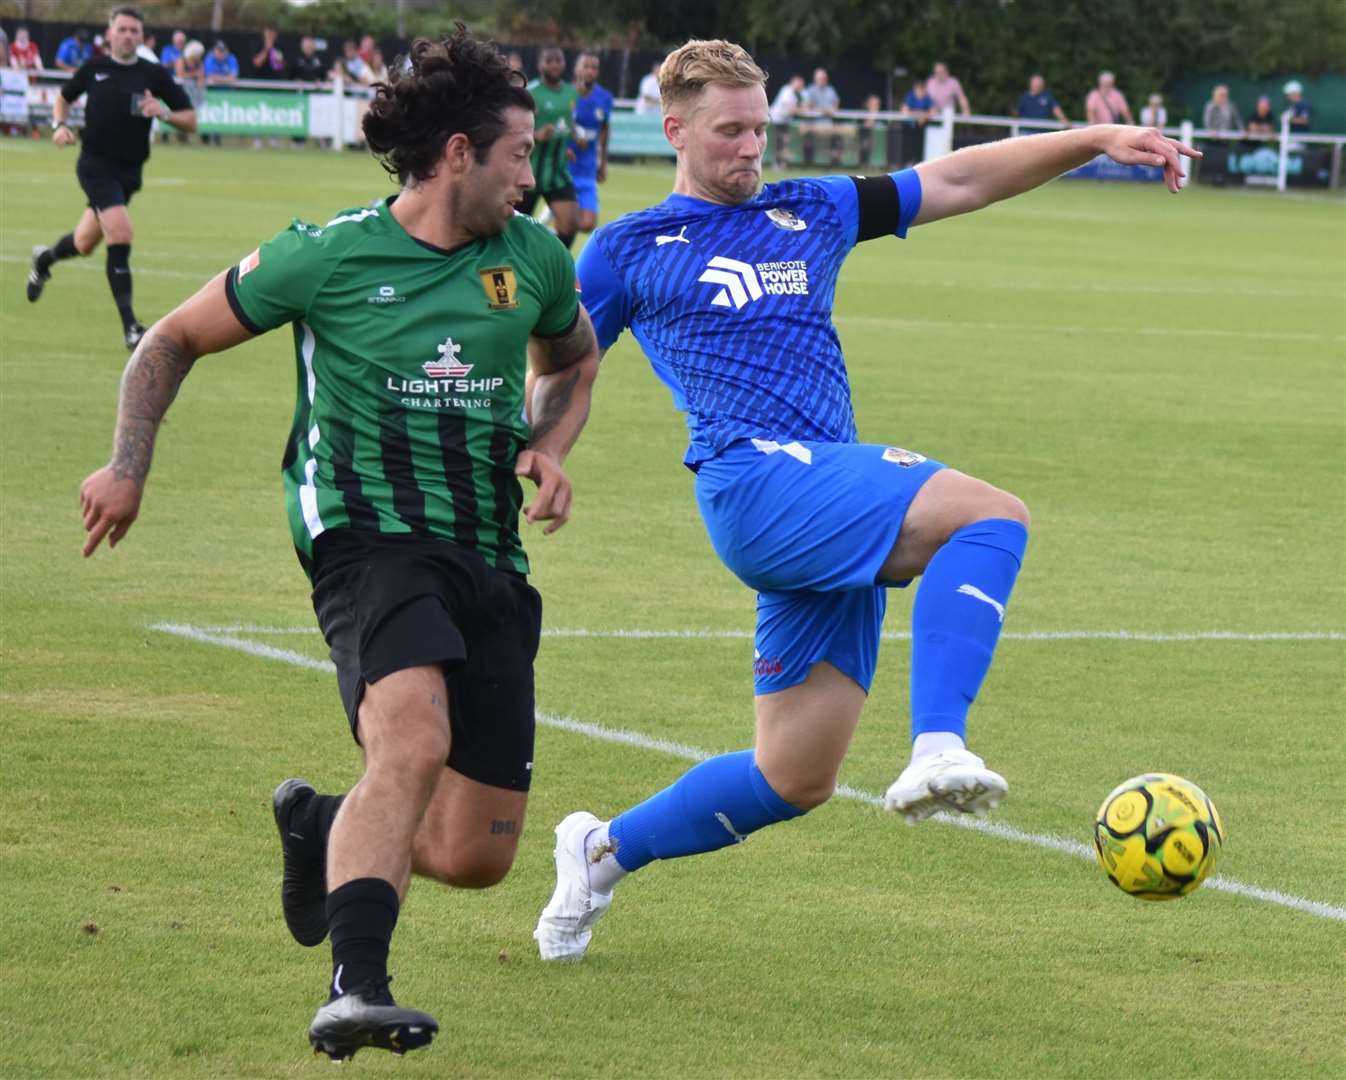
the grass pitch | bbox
[2,138,1344,1078]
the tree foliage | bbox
[731,0,1345,113]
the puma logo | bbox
[655,225,690,246]
[956,583,1005,623]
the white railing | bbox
[10,70,375,149]
[11,71,1341,190]
[905,107,1345,191]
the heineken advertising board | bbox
[199,90,309,136]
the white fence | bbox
[8,69,1342,191]
[909,108,1344,191]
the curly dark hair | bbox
[363,26,534,185]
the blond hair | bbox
[658,39,766,113]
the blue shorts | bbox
[694,438,945,696]
[573,174,599,214]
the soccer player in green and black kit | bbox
[78,29,600,1062]
[518,46,580,248]
[27,6,196,349]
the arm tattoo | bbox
[540,315,596,373]
[111,328,198,484]
[528,366,580,446]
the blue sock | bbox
[910,518,1029,740]
[608,750,806,872]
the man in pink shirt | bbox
[1085,71,1134,125]
[926,61,970,115]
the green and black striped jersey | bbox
[527,78,579,194]
[225,197,579,578]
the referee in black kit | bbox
[26,6,196,349]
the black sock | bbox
[105,243,136,329]
[294,792,345,860]
[40,233,79,271]
[556,231,576,250]
[327,878,399,1000]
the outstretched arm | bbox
[519,307,600,535]
[913,124,1200,226]
[80,272,254,556]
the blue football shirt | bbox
[577,169,922,466]
[570,84,614,178]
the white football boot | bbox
[883,748,1008,824]
[533,811,613,961]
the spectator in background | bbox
[926,61,970,116]
[1085,71,1133,125]
[291,36,324,82]
[287,37,325,148]
[636,60,661,114]
[177,39,205,92]
[160,30,185,70]
[204,39,238,83]
[901,78,933,122]
[200,40,235,146]
[8,26,44,72]
[1245,95,1276,137]
[1282,81,1312,132]
[0,25,9,66]
[137,32,158,63]
[856,93,883,165]
[506,51,524,75]
[363,48,389,85]
[251,26,285,80]
[1016,74,1068,126]
[1139,93,1166,128]
[55,28,94,72]
[768,74,804,168]
[799,66,841,166]
[332,39,367,83]
[1202,84,1242,133]
[357,34,376,66]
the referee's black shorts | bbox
[515,181,577,216]
[76,152,143,211]
[310,528,543,793]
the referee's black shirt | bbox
[60,56,193,168]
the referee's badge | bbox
[480,266,519,310]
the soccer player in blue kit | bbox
[535,39,1200,960]
[570,51,613,235]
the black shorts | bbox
[515,182,577,217]
[76,153,143,211]
[310,529,543,792]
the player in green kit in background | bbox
[77,28,600,1062]
[518,46,580,248]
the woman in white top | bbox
[1140,93,1167,128]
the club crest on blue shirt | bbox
[882,447,926,467]
[765,208,807,231]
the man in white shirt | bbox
[799,66,841,165]
[769,74,804,168]
[636,60,661,114]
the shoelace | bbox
[346,975,395,1005]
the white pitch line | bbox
[0,254,209,282]
[149,620,1346,923]
[162,623,1346,643]
[851,275,1343,301]
[150,622,333,671]
[837,313,1345,345]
